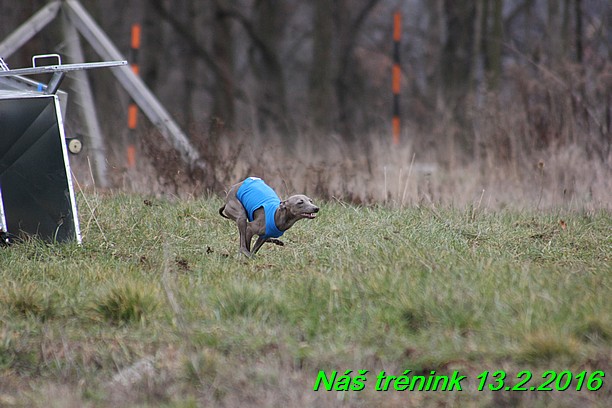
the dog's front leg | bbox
[237,218,252,257]
[245,224,257,253]
[251,235,267,255]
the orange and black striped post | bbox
[127,23,141,168]
[392,11,401,145]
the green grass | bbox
[0,192,610,407]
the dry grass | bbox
[68,61,610,211]
[69,129,610,212]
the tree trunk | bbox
[333,0,381,143]
[472,0,484,90]
[547,0,563,63]
[250,0,292,139]
[141,1,162,101]
[488,0,503,89]
[441,1,476,105]
[308,0,334,134]
[434,0,446,114]
[574,0,583,63]
[211,0,235,130]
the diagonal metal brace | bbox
[44,71,66,94]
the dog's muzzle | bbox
[302,207,319,219]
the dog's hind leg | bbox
[266,238,284,246]
[218,205,230,219]
[245,223,258,253]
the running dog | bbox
[219,177,319,257]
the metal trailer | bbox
[0,55,125,243]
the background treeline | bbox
[0,0,610,204]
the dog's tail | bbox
[218,205,230,219]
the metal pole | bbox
[392,11,402,145]
[126,23,141,169]
[62,11,109,187]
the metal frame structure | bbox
[0,90,81,243]
[0,56,126,243]
[0,0,207,188]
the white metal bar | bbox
[44,72,66,95]
[32,53,62,67]
[53,95,82,244]
[0,75,69,117]
[0,185,6,234]
[0,60,127,77]
[62,13,109,188]
[0,58,9,71]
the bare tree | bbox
[211,0,235,130]
[547,0,563,63]
[441,0,476,105]
[333,0,382,142]
[485,0,504,89]
[249,0,292,137]
[574,0,583,63]
[308,0,334,134]
[215,0,293,139]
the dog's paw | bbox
[239,248,253,258]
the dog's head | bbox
[280,194,319,220]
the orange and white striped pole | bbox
[127,23,141,168]
[392,11,401,145]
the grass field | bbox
[0,192,610,407]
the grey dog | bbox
[219,177,319,257]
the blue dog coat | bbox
[236,177,284,239]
